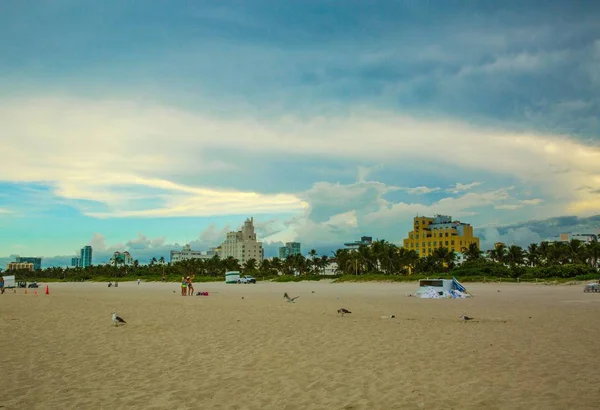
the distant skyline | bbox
[1,1,600,267]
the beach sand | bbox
[2,280,600,409]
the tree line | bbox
[5,239,600,281]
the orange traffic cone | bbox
[34,291,37,296]
[24,288,27,294]
[45,285,49,295]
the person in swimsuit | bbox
[181,277,187,296]
[186,276,194,296]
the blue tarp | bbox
[452,276,467,293]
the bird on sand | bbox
[283,292,300,303]
[112,312,127,327]
[337,308,351,317]
[460,314,474,323]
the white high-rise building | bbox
[219,217,264,263]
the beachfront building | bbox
[170,244,214,263]
[219,217,264,264]
[16,257,42,271]
[71,257,80,267]
[545,233,599,244]
[344,236,373,250]
[80,245,93,268]
[110,251,133,266]
[6,262,34,271]
[278,242,302,259]
[402,215,479,257]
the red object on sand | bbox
[45,285,49,295]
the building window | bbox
[445,241,449,246]
[451,241,455,246]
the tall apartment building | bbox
[80,246,93,268]
[110,251,133,266]
[219,217,264,264]
[278,242,302,259]
[170,244,213,263]
[402,215,479,257]
[16,257,42,271]
[71,257,80,267]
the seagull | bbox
[112,312,127,327]
[337,308,351,317]
[283,292,300,303]
[460,314,474,323]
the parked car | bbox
[17,281,27,288]
[238,275,256,284]
[584,283,600,293]
[28,282,39,288]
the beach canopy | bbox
[452,276,467,293]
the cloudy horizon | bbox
[1,1,599,267]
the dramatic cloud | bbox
[2,96,599,223]
[1,2,600,262]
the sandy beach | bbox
[1,280,600,409]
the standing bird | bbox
[112,312,127,327]
[283,292,300,303]
[337,308,351,317]
[460,314,474,323]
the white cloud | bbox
[1,95,600,221]
[126,232,166,250]
[405,186,441,195]
[477,226,542,249]
[494,198,544,210]
[447,182,482,194]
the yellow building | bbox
[402,214,479,257]
[6,262,34,271]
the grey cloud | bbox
[478,214,600,248]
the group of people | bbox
[181,276,194,296]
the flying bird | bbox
[460,314,474,323]
[283,292,300,303]
[337,308,351,317]
[112,312,127,327]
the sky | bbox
[1,1,600,267]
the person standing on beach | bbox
[181,277,187,296]
[0,276,5,294]
[187,276,194,296]
[137,278,141,286]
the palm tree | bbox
[566,239,585,264]
[537,241,551,266]
[432,247,455,272]
[526,243,540,267]
[150,257,157,266]
[270,257,283,275]
[586,239,600,268]
[505,245,525,267]
[159,256,166,265]
[464,243,482,261]
[243,258,257,273]
[489,243,507,264]
[308,249,318,274]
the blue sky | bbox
[1,1,600,267]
